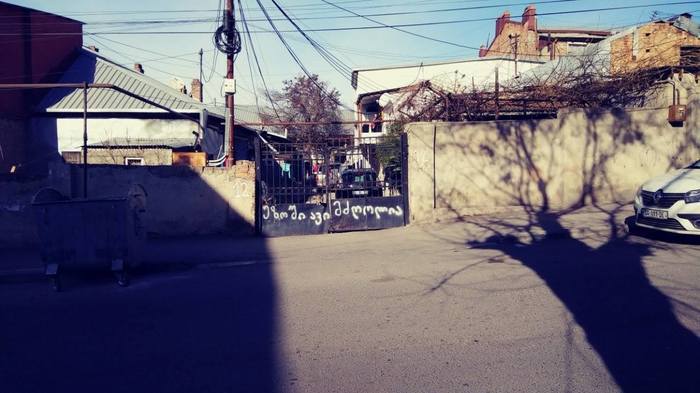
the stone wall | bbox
[407,101,700,222]
[0,161,256,247]
[87,147,173,165]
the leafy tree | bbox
[376,122,403,167]
[264,74,342,146]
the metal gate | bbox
[254,134,409,236]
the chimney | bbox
[479,45,488,57]
[134,63,144,74]
[86,45,99,52]
[496,10,511,37]
[522,5,537,31]
[190,79,203,102]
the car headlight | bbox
[685,189,700,203]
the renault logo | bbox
[653,189,664,205]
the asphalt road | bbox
[1,212,699,393]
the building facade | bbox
[0,1,83,173]
[351,57,543,137]
[478,5,611,61]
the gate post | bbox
[254,137,262,235]
[400,132,410,225]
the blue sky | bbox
[10,0,700,107]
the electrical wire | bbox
[14,1,683,40]
[253,0,351,112]
[267,0,385,92]
[239,0,281,120]
[2,1,581,26]
[205,0,223,83]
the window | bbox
[124,157,145,166]
[361,124,370,133]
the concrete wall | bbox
[0,163,71,247]
[407,105,700,222]
[0,161,255,247]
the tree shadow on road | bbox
[466,208,700,392]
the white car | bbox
[634,160,700,235]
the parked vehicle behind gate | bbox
[335,168,383,199]
[633,159,700,235]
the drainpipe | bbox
[667,79,680,106]
[433,123,437,209]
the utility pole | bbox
[225,0,235,167]
[494,67,499,120]
[82,81,88,198]
[509,33,520,76]
[199,48,204,102]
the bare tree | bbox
[389,43,690,123]
[263,74,342,147]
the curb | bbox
[0,258,270,281]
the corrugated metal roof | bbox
[37,48,205,113]
[88,138,195,149]
[669,14,700,37]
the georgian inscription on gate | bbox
[261,196,405,236]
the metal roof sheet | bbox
[87,138,195,149]
[37,48,206,113]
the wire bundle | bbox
[214,23,242,55]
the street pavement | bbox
[1,205,699,392]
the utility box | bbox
[669,104,687,123]
[223,78,236,94]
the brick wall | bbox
[486,21,540,60]
[611,22,700,74]
[0,3,82,117]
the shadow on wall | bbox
[412,107,700,391]
[0,163,282,393]
[72,163,256,236]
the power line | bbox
[87,35,198,81]
[0,1,580,26]
[239,0,281,120]
[253,0,358,114]
[267,0,385,93]
[204,0,224,83]
[11,1,678,38]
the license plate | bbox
[352,190,369,196]
[641,208,668,219]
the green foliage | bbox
[376,122,403,167]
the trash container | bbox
[32,185,147,291]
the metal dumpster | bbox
[32,186,147,291]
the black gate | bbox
[254,134,409,236]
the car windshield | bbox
[689,160,700,169]
[342,172,376,184]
